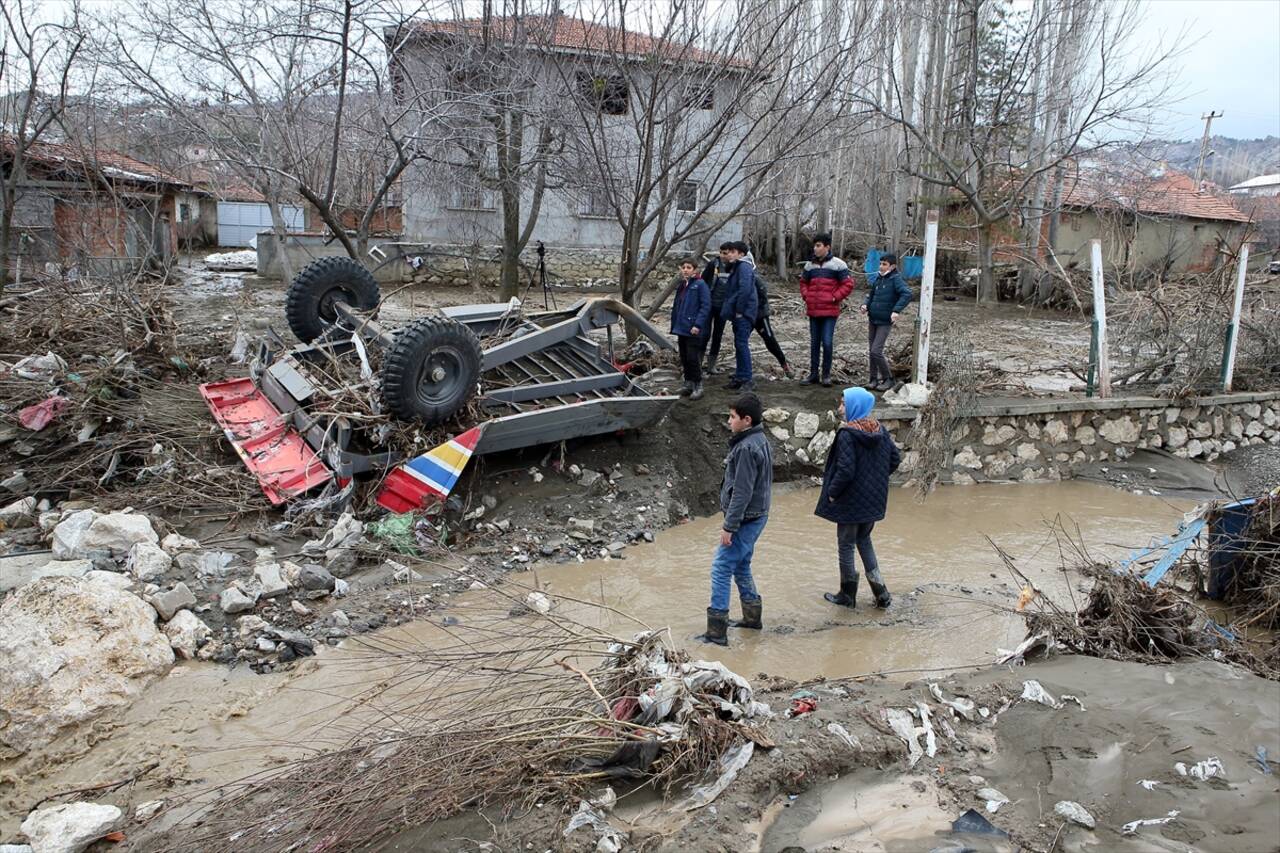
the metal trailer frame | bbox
[202,297,678,505]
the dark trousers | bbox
[704,313,728,366]
[754,316,788,369]
[731,316,754,382]
[677,334,704,384]
[808,316,837,378]
[868,322,893,381]
[836,522,883,586]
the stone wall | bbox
[760,392,1280,485]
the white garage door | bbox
[217,202,304,247]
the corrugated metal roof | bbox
[1228,173,1280,191]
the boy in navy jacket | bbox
[670,259,711,400]
[719,241,759,391]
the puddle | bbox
[755,770,1013,853]
[523,481,1191,681]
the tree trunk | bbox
[499,193,522,301]
[774,207,786,278]
[0,203,13,285]
[977,222,998,303]
[266,197,296,283]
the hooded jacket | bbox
[863,268,913,325]
[814,421,901,525]
[719,258,759,323]
[720,424,772,532]
[799,254,855,318]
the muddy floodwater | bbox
[532,481,1193,681]
[1,481,1193,838]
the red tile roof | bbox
[1060,168,1250,224]
[1,135,189,188]
[405,14,732,65]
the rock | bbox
[237,615,269,638]
[256,637,277,652]
[793,413,820,439]
[886,382,931,407]
[324,548,358,577]
[331,609,350,627]
[133,800,164,821]
[1042,419,1069,445]
[0,844,33,853]
[571,518,596,535]
[150,582,196,621]
[299,564,336,592]
[980,424,1016,446]
[1191,420,1213,439]
[579,469,603,489]
[1074,425,1097,446]
[526,591,553,614]
[1246,420,1264,437]
[159,532,200,553]
[795,448,810,464]
[468,580,486,590]
[84,571,132,591]
[952,472,976,486]
[219,586,257,614]
[1166,426,1188,449]
[769,426,791,441]
[254,562,289,598]
[0,578,173,754]
[50,510,158,560]
[1099,417,1139,444]
[807,430,835,460]
[633,464,651,476]
[763,407,791,424]
[127,542,171,582]
[393,564,422,583]
[163,610,211,659]
[291,600,312,617]
[19,802,123,853]
[0,497,36,527]
[1,470,28,492]
[1,558,93,594]
[1015,443,1041,463]
[1054,800,1096,829]
[481,494,498,511]
[607,541,626,554]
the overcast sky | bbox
[1136,0,1279,140]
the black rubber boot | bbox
[800,373,818,385]
[679,381,693,397]
[870,580,892,608]
[729,598,763,629]
[690,382,704,401]
[820,374,833,387]
[824,579,858,608]
[697,608,729,646]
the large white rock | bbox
[127,541,171,582]
[1166,426,1188,449]
[50,510,158,560]
[762,407,791,424]
[1099,417,1139,445]
[953,447,982,469]
[1042,419,1069,445]
[808,430,836,460]
[0,577,174,755]
[0,558,93,594]
[982,425,1017,446]
[0,497,37,528]
[1075,425,1097,446]
[885,382,931,407]
[162,610,211,660]
[159,532,200,554]
[20,802,122,853]
[793,413,820,440]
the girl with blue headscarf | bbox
[813,387,901,608]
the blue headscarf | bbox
[843,387,875,422]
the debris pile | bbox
[1213,494,1280,630]
[160,600,771,851]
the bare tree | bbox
[856,0,1183,302]
[0,0,86,283]
[544,0,873,317]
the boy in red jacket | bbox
[798,234,854,387]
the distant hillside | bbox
[1124,136,1280,188]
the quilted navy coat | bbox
[814,423,902,524]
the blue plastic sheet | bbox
[864,248,924,281]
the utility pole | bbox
[1195,110,1223,187]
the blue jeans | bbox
[809,316,837,377]
[710,515,766,611]
[731,316,754,382]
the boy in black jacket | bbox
[699,393,772,646]
[814,387,900,608]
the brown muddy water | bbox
[0,481,1193,838]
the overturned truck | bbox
[201,258,677,510]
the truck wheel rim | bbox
[413,347,466,404]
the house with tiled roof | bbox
[385,13,751,280]
[2,136,206,275]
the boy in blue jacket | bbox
[670,259,711,400]
[860,253,913,391]
[814,387,900,609]
[720,241,759,391]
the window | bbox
[577,72,629,115]
[578,186,613,218]
[684,83,714,110]
[676,181,699,212]
[449,171,496,211]
[178,203,192,221]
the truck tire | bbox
[382,316,482,425]
[285,257,381,343]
